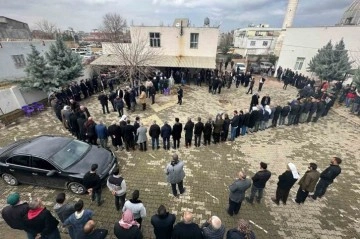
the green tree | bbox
[45,36,83,89]
[308,40,352,82]
[353,67,360,89]
[268,54,279,66]
[20,45,54,93]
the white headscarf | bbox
[288,163,299,179]
[265,105,271,115]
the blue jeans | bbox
[249,185,264,202]
[241,126,247,135]
[152,137,159,149]
[230,126,237,141]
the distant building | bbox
[91,18,219,70]
[0,16,31,40]
[232,25,281,57]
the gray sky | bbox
[0,0,354,32]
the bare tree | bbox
[101,13,127,42]
[35,19,57,39]
[108,28,162,84]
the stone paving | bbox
[0,78,359,239]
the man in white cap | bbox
[271,163,299,205]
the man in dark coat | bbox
[109,90,117,112]
[230,111,240,141]
[260,94,271,107]
[80,80,88,99]
[194,117,204,147]
[98,92,110,114]
[246,77,255,94]
[307,98,318,123]
[149,120,161,150]
[311,157,342,200]
[271,105,282,127]
[177,86,183,105]
[124,89,131,110]
[272,163,299,205]
[77,114,87,141]
[123,120,136,151]
[108,121,123,151]
[172,118,183,149]
[83,164,103,206]
[246,162,271,204]
[1,192,30,236]
[172,211,203,239]
[54,192,75,235]
[203,118,213,146]
[151,205,176,239]
[287,101,299,126]
[279,103,290,126]
[248,108,259,132]
[161,121,172,150]
[312,100,325,122]
[184,117,195,147]
[249,93,259,111]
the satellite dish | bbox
[204,17,210,26]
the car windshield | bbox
[51,140,90,169]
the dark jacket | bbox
[184,120,195,139]
[149,124,161,138]
[250,94,259,106]
[54,203,75,223]
[161,124,172,138]
[289,104,299,115]
[298,170,320,192]
[193,121,204,135]
[213,119,224,134]
[114,223,143,239]
[226,228,256,239]
[260,96,271,106]
[248,110,259,128]
[83,172,102,191]
[172,123,183,139]
[320,165,341,184]
[172,222,203,239]
[151,213,176,239]
[281,106,290,117]
[230,115,240,127]
[222,118,231,132]
[273,106,282,119]
[24,208,59,237]
[303,101,311,113]
[277,171,297,190]
[252,170,271,188]
[203,121,213,136]
[242,113,250,127]
[201,221,225,239]
[1,202,29,230]
[309,102,317,114]
[98,94,108,105]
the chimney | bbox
[282,0,299,29]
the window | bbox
[11,55,26,68]
[51,140,90,169]
[250,41,256,46]
[7,155,30,167]
[149,32,160,47]
[32,157,56,171]
[263,41,268,46]
[294,57,305,70]
[190,33,199,49]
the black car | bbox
[0,135,117,194]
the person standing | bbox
[24,198,60,239]
[53,193,75,235]
[249,93,259,111]
[78,220,108,239]
[83,164,103,206]
[165,153,186,197]
[172,118,183,149]
[201,215,225,239]
[294,163,320,204]
[136,123,148,151]
[161,121,172,150]
[246,162,271,204]
[95,120,108,148]
[63,199,93,239]
[123,120,136,151]
[107,168,127,211]
[226,219,256,239]
[279,103,290,126]
[177,86,183,105]
[172,211,203,239]
[230,111,240,141]
[203,117,213,146]
[184,117,195,148]
[149,120,161,150]
[114,209,143,239]
[1,193,31,238]
[311,157,342,200]
[114,96,124,117]
[98,92,110,114]
[212,114,223,144]
[246,77,255,94]
[271,163,299,205]
[258,76,265,92]
[150,85,156,104]
[151,205,176,239]
[194,117,204,147]
[108,121,124,151]
[227,171,251,216]
[84,117,97,145]
[122,190,147,229]
[260,94,271,107]
[139,90,147,111]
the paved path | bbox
[0,79,359,239]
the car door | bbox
[6,155,35,184]
[30,157,67,189]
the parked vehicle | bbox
[234,63,246,73]
[0,135,117,194]
[249,63,261,74]
[260,62,273,72]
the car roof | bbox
[11,136,72,159]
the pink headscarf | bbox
[119,209,140,229]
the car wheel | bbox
[68,182,86,195]
[2,173,19,186]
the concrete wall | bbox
[0,40,55,82]
[104,26,219,58]
[0,86,47,115]
[277,26,360,77]
[0,17,31,39]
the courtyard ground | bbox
[0,79,359,239]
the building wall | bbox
[277,26,360,77]
[103,26,219,58]
[0,17,32,39]
[0,40,55,82]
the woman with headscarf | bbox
[122,190,147,229]
[226,219,256,239]
[271,163,299,205]
[114,209,143,239]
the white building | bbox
[232,25,281,56]
[91,18,219,69]
[277,0,360,78]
